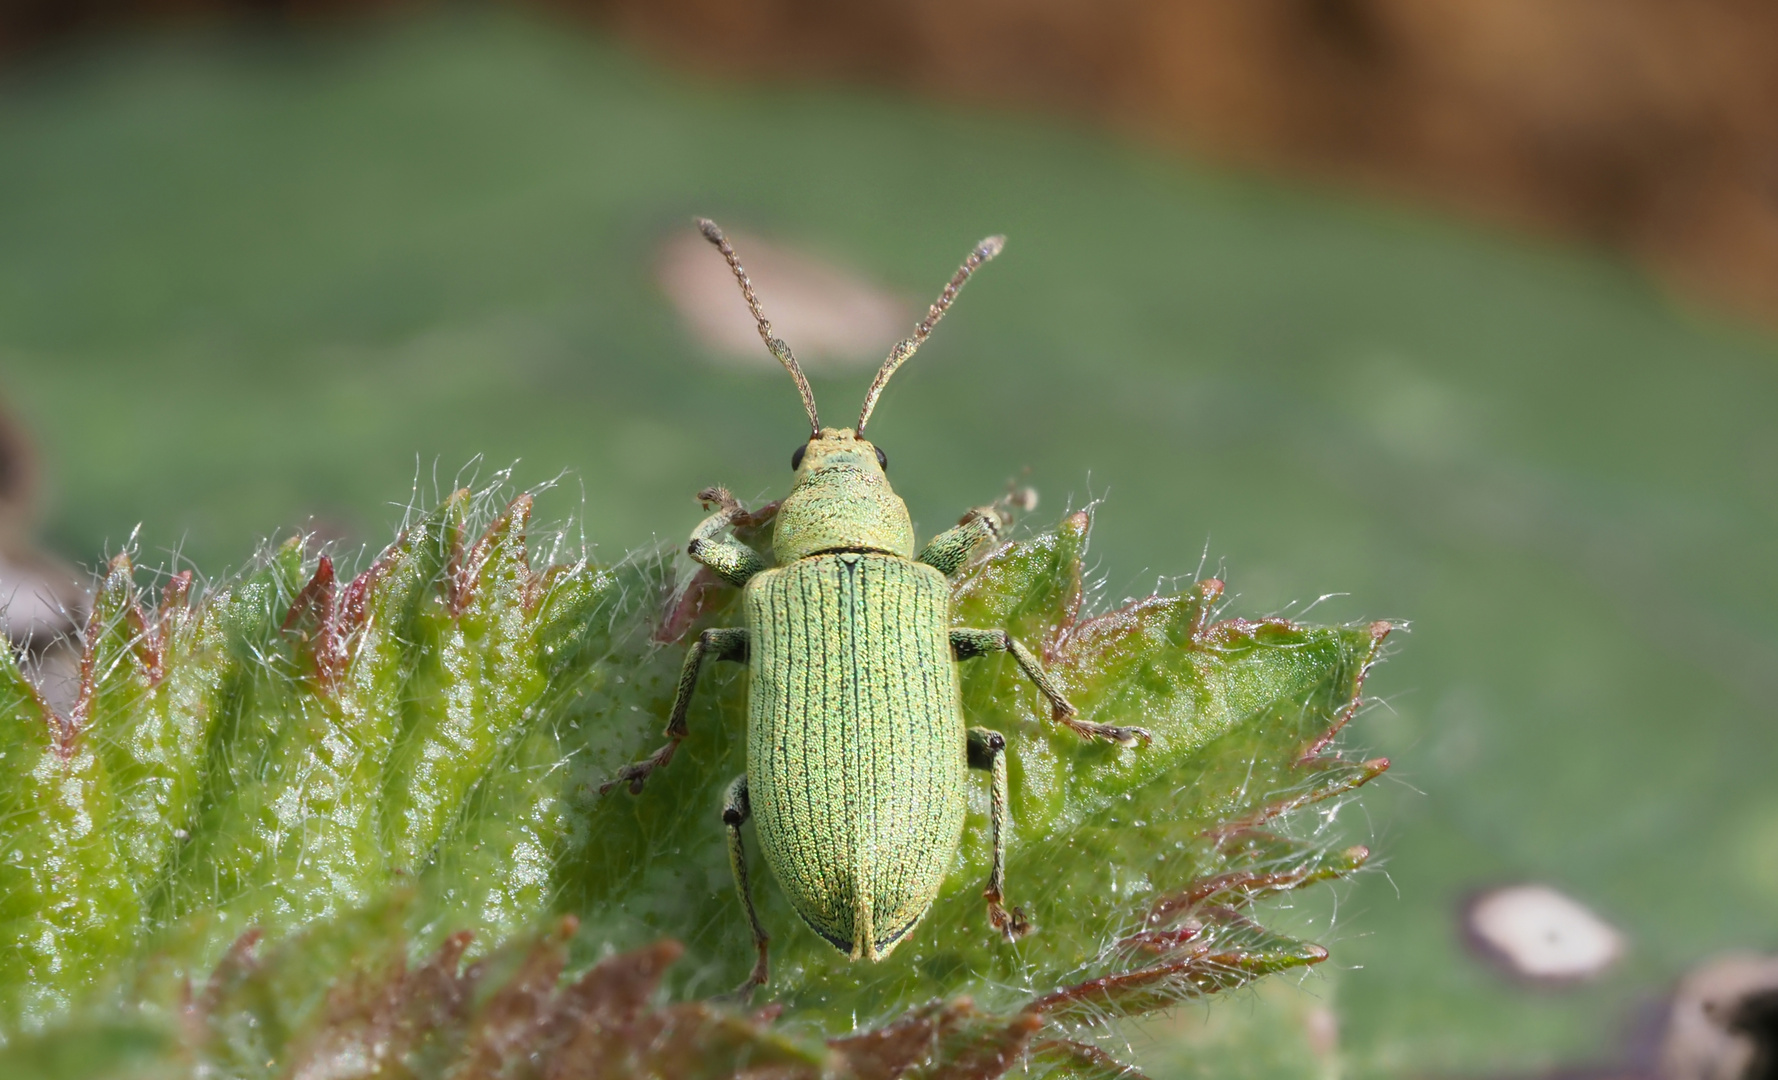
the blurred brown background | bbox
[8,0,1778,324]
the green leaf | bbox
[0,489,1387,1079]
[0,639,133,1025]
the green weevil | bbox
[606,220,1150,991]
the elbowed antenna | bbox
[697,218,821,437]
[856,234,1004,436]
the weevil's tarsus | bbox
[698,485,745,518]
[951,628,1152,746]
[722,774,772,995]
[969,726,1031,941]
[993,477,1039,520]
[600,626,749,796]
[856,234,1004,436]
[697,218,821,437]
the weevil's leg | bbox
[951,628,1151,746]
[688,486,768,587]
[722,774,772,992]
[968,727,1030,940]
[600,627,749,795]
[916,508,1000,576]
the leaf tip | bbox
[161,570,193,613]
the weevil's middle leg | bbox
[722,774,771,993]
[600,627,748,795]
[968,727,1029,940]
[951,628,1151,746]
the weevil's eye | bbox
[874,445,888,472]
[790,443,807,470]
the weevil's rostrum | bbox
[605,219,1150,991]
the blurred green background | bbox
[1,8,1775,1076]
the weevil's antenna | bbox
[697,218,820,437]
[857,234,1004,437]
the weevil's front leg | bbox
[689,487,768,587]
[968,727,1030,940]
[600,627,749,795]
[722,774,772,993]
[951,628,1151,746]
[916,508,1000,576]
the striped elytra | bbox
[745,552,965,958]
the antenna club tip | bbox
[977,235,1006,260]
[696,218,725,243]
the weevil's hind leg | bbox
[916,508,1000,576]
[723,774,772,994]
[951,628,1151,746]
[968,727,1030,940]
[600,627,748,795]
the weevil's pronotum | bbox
[605,220,1150,990]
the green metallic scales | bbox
[603,220,1151,992]
[746,553,963,959]
[771,457,915,563]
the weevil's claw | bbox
[715,941,770,1003]
[1008,906,1032,939]
[988,898,1033,941]
[1093,724,1151,747]
[748,941,770,990]
[713,983,755,1006]
[697,486,744,519]
[597,740,680,796]
[1055,706,1152,748]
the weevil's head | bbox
[693,218,1003,564]
[774,426,913,562]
